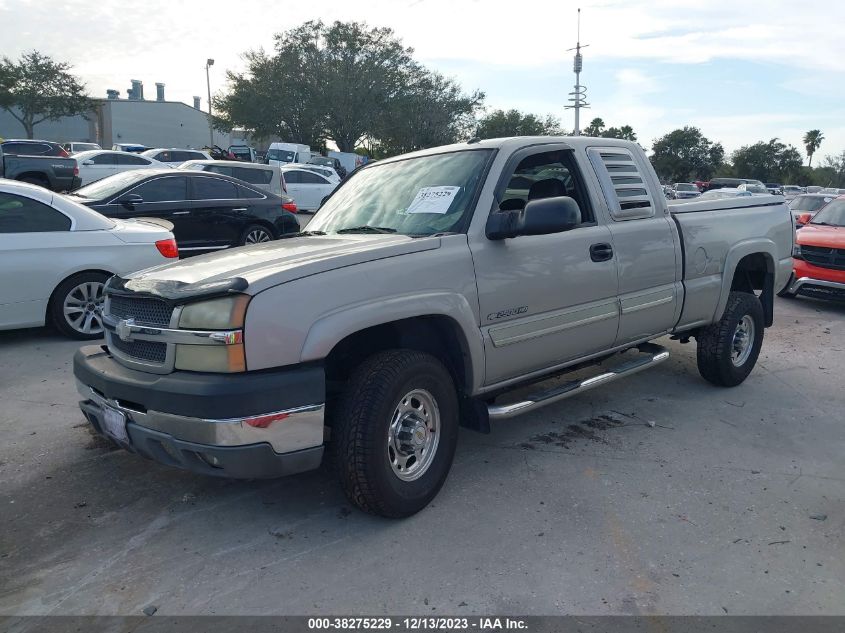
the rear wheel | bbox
[50,272,109,339]
[696,291,764,387]
[19,175,49,188]
[240,224,274,245]
[332,349,459,518]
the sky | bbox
[1,0,843,160]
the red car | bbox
[780,196,845,300]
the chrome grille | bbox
[108,295,173,326]
[109,336,167,364]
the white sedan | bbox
[280,166,338,211]
[74,150,164,186]
[0,179,178,339]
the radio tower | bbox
[565,8,589,135]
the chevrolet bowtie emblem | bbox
[116,318,135,342]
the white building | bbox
[0,80,232,149]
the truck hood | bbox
[797,224,845,249]
[121,234,442,294]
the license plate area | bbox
[102,406,129,443]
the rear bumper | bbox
[74,345,326,478]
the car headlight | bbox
[175,295,250,372]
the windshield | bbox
[743,184,768,194]
[810,199,845,226]
[268,149,296,162]
[74,143,99,152]
[307,150,493,237]
[675,184,697,191]
[789,196,831,212]
[72,170,153,199]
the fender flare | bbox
[299,291,485,391]
[713,239,776,322]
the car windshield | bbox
[71,170,153,199]
[675,184,697,191]
[307,150,493,237]
[743,184,768,193]
[809,199,845,226]
[789,196,831,212]
[268,149,296,162]
[74,143,99,152]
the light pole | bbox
[205,58,215,148]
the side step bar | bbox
[487,343,670,421]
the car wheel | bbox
[50,272,109,340]
[696,291,764,387]
[332,349,459,518]
[240,224,274,245]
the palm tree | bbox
[583,117,605,137]
[803,130,824,167]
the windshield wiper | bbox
[336,225,397,234]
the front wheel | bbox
[696,291,764,387]
[332,350,459,518]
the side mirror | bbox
[119,193,144,209]
[796,213,812,226]
[486,196,581,240]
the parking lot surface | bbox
[0,296,843,616]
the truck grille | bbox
[109,336,168,364]
[108,295,174,326]
[801,245,845,271]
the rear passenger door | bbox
[116,153,157,175]
[188,175,244,248]
[80,153,118,184]
[587,146,681,345]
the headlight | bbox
[179,294,250,329]
[175,294,250,372]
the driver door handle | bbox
[590,242,613,262]
[172,211,190,215]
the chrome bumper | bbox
[76,380,324,454]
[788,276,845,294]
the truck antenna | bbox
[565,8,590,136]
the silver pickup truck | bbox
[74,137,793,517]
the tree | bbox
[601,125,637,141]
[582,117,605,137]
[475,109,560,139]
[731,138,803,183]
[0,51,92,138]
[650,126,724,182]
[803,129,824,167]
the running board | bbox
[487,343,670,421]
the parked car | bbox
[0,178,177,339]
[780,197,845,301]
[764,183,784,195]
[737,182,770,195]
[67,169,300,254]
[692,188,753,201]
[267,142,311,166]
[788,194,835,224]
[74,150,164,186]
[228,145,257,162]
[280,166,338,211]
[705,177,765,191]
[662,184,675,200]
[806,186,823,193]
[141,148,213,167]
[111,143,148,154]
[178,160,288,198]
[818,187,845,195]
[672,183,700,199]
[61,142,102,155]
[782,185,804,200]
[309,155,347,179]
[1,139,69,157]
[0,142,80,191]
[289,162,340,183]
[73,137,792,518]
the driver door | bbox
[468,146,620,386]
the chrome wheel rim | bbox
[245,228,272,244]
[64,281,105,335]
[731,314,755,367]
[387,388,440,482]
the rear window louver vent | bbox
[588,147,656,220]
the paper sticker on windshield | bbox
[407,186,461,214]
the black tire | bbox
[332,349,459,518]
[240,224,274,246]
[696,291,764,387]
[50,271,110,340]
[19,175,49,188]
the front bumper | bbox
[789,260,845,299]
[74,345,326,478]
